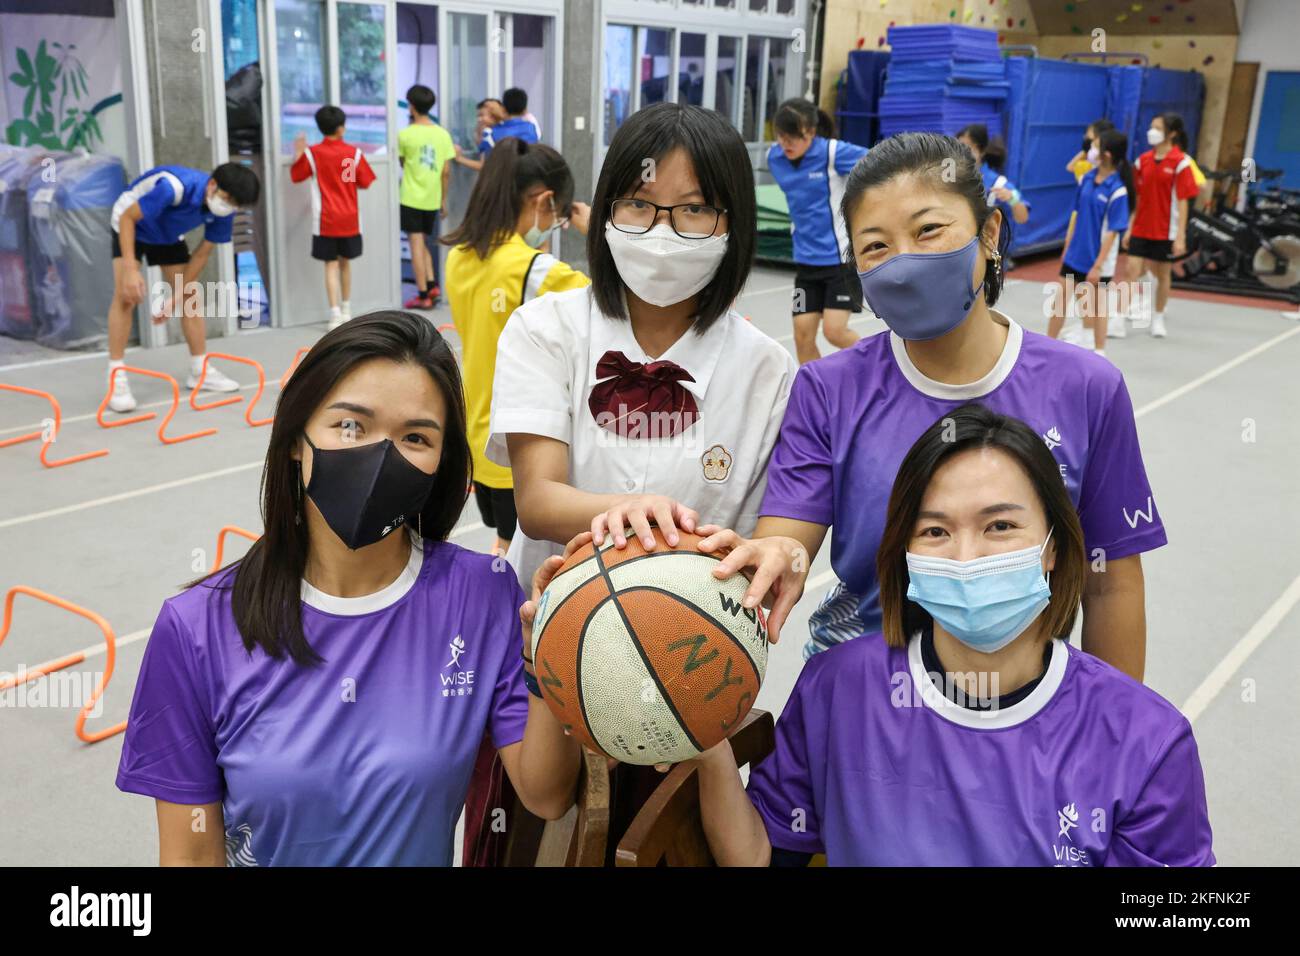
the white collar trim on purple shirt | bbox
[907,630,1068,730]
[300,529,425,616]
[889,310,1023,401]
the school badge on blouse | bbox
[701,444,733,482]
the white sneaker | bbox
[1151,314,1167,338]
[108,369,136,413]
[328,312,347,330]
[1060,322,1083,345]
[1107,318,1127,339]
[187,364,241,392]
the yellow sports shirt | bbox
[446,233,590,490]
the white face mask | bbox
[1146,127,1164,147]
[207,192,236,217]
[1086,146,1100,165]
[603,222,728,308]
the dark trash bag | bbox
[227,61,263,152]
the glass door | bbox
[263,0,397,328]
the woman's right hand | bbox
[591,495,699,551]
[696,528,809,645]
[568,201,591,235]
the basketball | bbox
[530,528,768,766]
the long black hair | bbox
[440,137,574,260]
[773,97,835,139]
[877,403,1084,648]
[196,311,471,665]
[1097,129,1135,199]
[587,102,755,332]
[840,131,1011,308]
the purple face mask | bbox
[856,237,987,341]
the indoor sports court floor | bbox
[1,262,1297,865]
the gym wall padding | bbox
[1107,65,1206,166]
[1001,57,1110,256]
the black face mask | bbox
[1082,136,1092,153]
[303,435,436,550]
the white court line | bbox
[10,527,492,672]
[0,381,265,437]
[1180,573,1300,725]
[1133,325,1300,419]
[0,462,264,531]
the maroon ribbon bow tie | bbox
[587,350,700,438]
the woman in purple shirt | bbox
[696,405,1213,866]
[115,312,580,865]
[701,132,1164,681]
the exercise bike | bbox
[1173,167,1300,304]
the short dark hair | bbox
[502,87,528,115]
[876,403,1085,649]
[587,102,755,332]
[407,84,436,116]
[477,97,503,111]
[315,105,346,136]
[773,97,834,139]
[956,122,1007,171]
[841,131,1009,309]
[212,161,260,206]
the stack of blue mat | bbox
[879,25,1008,138]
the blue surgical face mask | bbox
[856,236,986,341]
[523,197,559,249]
[905,528,1054,654]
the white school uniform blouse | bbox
[487,286,798,591]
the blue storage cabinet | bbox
[1107,65,1205,165]
[835,50,890,148]
[1001,57,1110,256]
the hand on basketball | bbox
[519,532,593,690]
[592,495,699,551]
[695,528,808,645]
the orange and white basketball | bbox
[530,528,767,765]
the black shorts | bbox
[312,234,364,261]
[1059,265,1112,284]
[111,232,190,266]
[1125,236,1175,261]
[792,263,862,316]
[400,205,440,235]
[473,482,517,541]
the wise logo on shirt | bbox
[1051,801,1095,866]
[440,634,476,698]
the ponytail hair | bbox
[1160,111,1189,151]
[440,137,575,259]
[1098,130,1135,199]
[774,97,835,139]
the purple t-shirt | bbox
[747,633,1215,866]
[115,533,529,866]
[760,317,1167,658]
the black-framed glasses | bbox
[609,198,726,239]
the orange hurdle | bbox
[189,353,273,427]
[210,525,261,572]
[96,367,216,444]
[0,384,109,468]
[278,347,311,389]
[0,586,127,744]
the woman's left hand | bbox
[520,531,593,663]
[991,186,1014,203]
